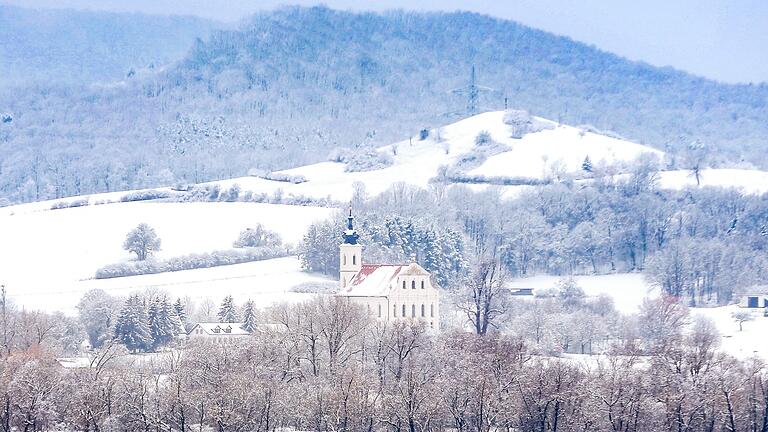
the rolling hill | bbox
[2,6,768,206]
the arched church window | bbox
[393,304,397,317]
[421,304,425,317]
[411,280,415,289]
[353,255,356,265]
[411,304,416,317]
[402,281,406,289]
[402,304,406,317]
[421,280,425,289]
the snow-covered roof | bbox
[189,322,250,336]
[339,263,429,297]
[57,357,93,369]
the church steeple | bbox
[343,207,360,245]
[339,206,362,289]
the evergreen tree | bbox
[241,300,258,333]
[582,155,593,172]
[172,298,187,334]
[148,296,176,349]
[218,295,239,322]
[114,294,151,352]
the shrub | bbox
[289,281,338,293]
[419,128,430,140]
[260,172,308,184]
[95,246,288,279]
[503,109,554,138]
[344,149,394,172]
[120,189,170,202]
[233,224,282,248]
[475,130,492,146]
[50,198,90,210]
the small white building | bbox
[187,322,250,342]
[740,294,768,309]
[336,210,440,328]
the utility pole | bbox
[0,285,7,356]
[447,65,498,117]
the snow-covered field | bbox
[207,111,666,202]
[690,306,768,360]
[207,111,768,202]
[34,256,331,315]
[506,273,657,315]
[0,201,333,312]
[507,273,768,360]
[658,168,768,195]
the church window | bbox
[430,304,434,317]
[402,281,406,289]
[343,255,346,265]
[402,304,406,317]
[421,280,425,289]
[411,280,415,289]
[411,304,416,317]
[393,304,397,317]
[421,304,425,317]
[353,255,356,265]
[378,304,382,318]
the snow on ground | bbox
[690,305,768,360]
[206,111,667,202]
[468,115,663,179]
[506,273,657,315]
[507,273,768,360]
[0,201,333,312]
[21,256,331,315]
[658,168,768,195]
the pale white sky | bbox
[3,0,767,84]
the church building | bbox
[336,210,440,328]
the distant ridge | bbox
[1,6,767,204]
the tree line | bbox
[0,295,767,432]
[301,162,768,306]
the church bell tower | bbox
[339,208,362,289]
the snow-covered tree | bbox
[731,310,754,332]
[241,300,258,333]
[233,224,282,248]
[76,289,122,349]
[218,295,239,322]
[148,296,176,349]
[123,223,161,261]
[173,298,188,332]
[113,294,151,352]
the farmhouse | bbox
[336,210,440,328]
[187,322,250,342]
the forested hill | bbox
[167,6,768,160]
[2,6,768,204]
[0,5,219,86]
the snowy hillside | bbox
[210,111,664,202]
[0,201,333,313]
[209,111,768,202]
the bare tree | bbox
[731,310,754,332]
[458,259,508,335]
